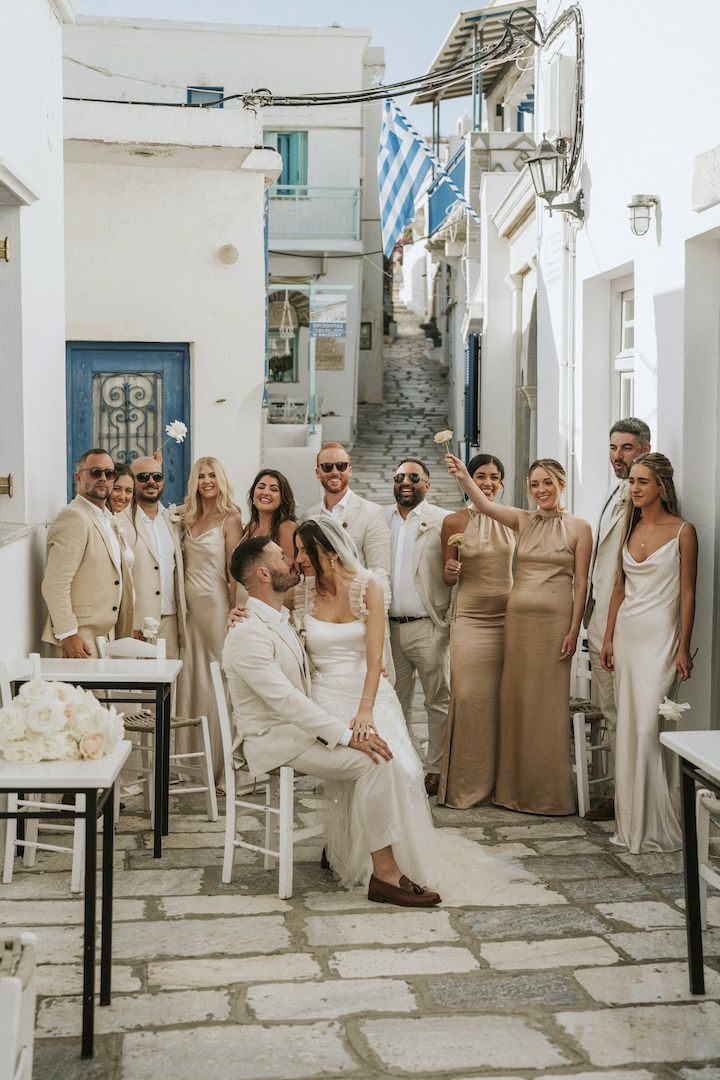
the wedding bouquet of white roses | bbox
[0,681,125,764]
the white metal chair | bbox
[696,787,720,930]
[1,656,86,892]
[571,637,613,817]
[0,932,38,1080]
[210,661,328,899]
[97,637,217,824]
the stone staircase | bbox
[351,283,463,511]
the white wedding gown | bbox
[299,573,559,906]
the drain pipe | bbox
[565,218,578,511]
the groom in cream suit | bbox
[122,457,186,657]
[42,448,133,657]
[384,458,451,796]
[222,535,440,907]
[584,418,651,820]
[303,442,390,583]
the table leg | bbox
[154,686,165,858]
[162,685,171,837]
[680,760,705,994]
[100,785,114,1006]
[81,790,98,1059]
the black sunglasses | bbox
[394,472,424,484]
[319,462,350,474]
[79,467,116,480]
[135,472,164,483]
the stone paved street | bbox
[10,301,720,1078]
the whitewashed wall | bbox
[0,0,74,658]
[535,0,720,720]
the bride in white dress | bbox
[293,517,550,905]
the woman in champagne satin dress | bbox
[446,454,592,816]
[176,457,243,789]
[438,455,515,808]
[601,453,697,853]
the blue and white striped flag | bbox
[378,98,433,257]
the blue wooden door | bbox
[66,342,191,506]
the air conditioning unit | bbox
[456,115,472,137]
[541,52,575,141]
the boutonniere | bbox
[417,521,429,536]
[168,505,182,525]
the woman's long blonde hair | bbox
[616,451,680,586]
[183,457,242,530]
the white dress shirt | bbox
[57,497,123,641]
[389,501,428,619]
[319,489,352,520]
[246,597,351,745]
[139,506,177,616]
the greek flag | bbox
[378,98,433,257]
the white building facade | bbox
[0,0,75,656]
[534,0,720,721]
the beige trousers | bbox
[158,614,179,660]
[287,743,397,854]
[390,618,450,774]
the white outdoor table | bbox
[8,659,182,859]
[660,729,720,995]
[0,740,131,1058]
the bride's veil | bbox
[312,516,363,575]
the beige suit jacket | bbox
[302,490,391,580]
[222,604,348,777]
[41,496,133,649]
[120,506,187,647]
[585,481,628,648]
[383,502,453,631]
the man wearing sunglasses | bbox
[121,456,187,658]
[303,442,390,583]
[41,448,134,657]
[383,458,452,797]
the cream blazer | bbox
[302,490,391,580]
[120,506,187,647]
[383,502,453,631]
[585,480,628,646]
[222,605,347,777]
[41,496,133,649]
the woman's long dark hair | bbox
[244,469,297,543]
[109,462,137,517]
[294,519,338,586]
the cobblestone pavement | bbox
[11,302,720,1077]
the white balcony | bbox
[268,185,361,244]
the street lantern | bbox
[525,136,584,222]
[628,194,659,237]
[526,138,565,203]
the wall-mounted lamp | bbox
[526,138,584,221]
[0,474,14,497]
[0,237,9,262]
[627,195,659,237]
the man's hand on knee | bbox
[348,732,393,763]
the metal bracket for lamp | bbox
[545,190,584,221]
[0,474,13,497]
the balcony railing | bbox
[268,185,361,241]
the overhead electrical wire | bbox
[63,8,538,110]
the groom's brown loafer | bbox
[368,874,441,907]
[585,797,615,822]
[424,772,440,797]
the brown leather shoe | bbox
[368,874,441,907]
[585,797,615,822]
[424,772,440,797]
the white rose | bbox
[2,740,43,764]
[55,682,87,706]
[25,700,68,735]
[35,731,75,761]
[17,679,57,706]
[165,420,187,443]
[100,710,125,751]
[0,705,27,743]
[66,695,106,736]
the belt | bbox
[389,615,428,624]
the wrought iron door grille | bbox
[92,371,163,464]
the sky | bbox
[74,0,485,133]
